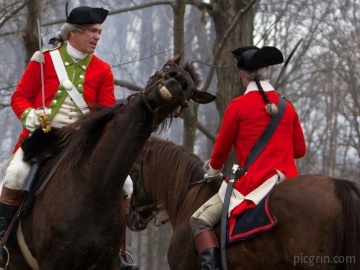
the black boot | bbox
[0,202,20,268]
[119,255,140,270]
[194,228,222,270]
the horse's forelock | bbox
[146,60,201,89]
[183,61,201,88]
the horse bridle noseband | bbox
[127,68,190,131]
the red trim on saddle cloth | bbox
[227,196,276,243]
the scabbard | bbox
[22,161,41,194]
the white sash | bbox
[49,50,90,115]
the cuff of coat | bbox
[20,107,34,127]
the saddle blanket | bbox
[227,194,277,243]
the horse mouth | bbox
[126,212,148,232]
[159,86,173,101]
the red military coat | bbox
[210,81,306,217]
[11,44,116,151]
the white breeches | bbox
[2,150,135,195]
[191,193,223,227]
[2,148,29,190]
[2,96,81,191]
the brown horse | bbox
[6,56,216,270]
[127,137,360,270]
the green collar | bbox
[59,44,92,70]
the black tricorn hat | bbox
[66,3,109,25]
[232,46,283,70]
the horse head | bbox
[130,55,216,129]
[126,160,160,231]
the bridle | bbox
[129,160,223,229]
[126,67,190,131]
[129,162,169,228]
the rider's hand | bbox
[25,109,41,131]
[203,160,224,180]
[25,107,51,132]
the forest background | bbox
[0,0,359,269]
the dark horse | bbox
[6,56,216,270]
[127,137,360,270]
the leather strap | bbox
[49,50,90,115]
[221,96,287,270]
[242,97,287,169]
[0,198,25,247]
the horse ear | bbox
[191,90,217,104]
[169,54,182,65]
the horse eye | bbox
[167,71,178,78]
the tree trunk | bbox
[22,0,42,63]
[208,0,254,173]
[173,0,199,150]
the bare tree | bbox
[254,0,360,179]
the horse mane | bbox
[56,103,124,171]
[138,137,219,223]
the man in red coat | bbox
[190,46,306,269]
[0,5,138,270]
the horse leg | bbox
[37,250,120,270]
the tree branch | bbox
[197,121,216,142]
[0,0,32,29]
[185,0,213,11]
[114,79,143,92]
[201,0,257,92]
[0,1,175,37]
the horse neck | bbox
[91,102,156,190]
[141,141,215,227]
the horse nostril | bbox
[167,71,178,78]
[182,81,188,90]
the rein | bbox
[190,174,224,186]
[130,162,222,228]
[130,202,161,228]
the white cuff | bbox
[207,165,221,177]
